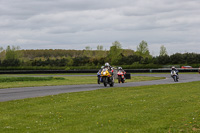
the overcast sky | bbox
[0,0,200,55]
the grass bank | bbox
[0,81,200,132]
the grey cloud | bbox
[0,0,200,55]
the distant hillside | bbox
[19,49,134,59]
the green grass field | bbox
[1,81,200,133]
[0,75,164,89]
[0,76,65,82]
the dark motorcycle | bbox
[97,71,103,84]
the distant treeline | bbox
[0,41,200,70]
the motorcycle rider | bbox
[97,66,104,84]
[171,66,179,79]
[98,66,104,74]
[104,62,114,74]
[118,67,126,75]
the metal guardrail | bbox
[0,70,99,74]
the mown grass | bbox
[0,75,164,89]
[0,77,65,82]
[1,81,200,132]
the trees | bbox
[2,45,21,66]
[0,47,5,60]
[112,41,122,49]
[65,56,73,66]
[1,43,200,69]
[136,40,152,64]
[5,45,21,60]
[97,45,103,50]
[159,45,168,56]
[0,47,3,52]
[85,46,92,50]
[183,53,200,64]
[108,41,123,65]
[136,40,150,57]
[170,53,184,64]
[118,54,142,65]
[154,45,169,65]
[83,46,93,57]
[156,55,170,64]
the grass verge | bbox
[0,81,200,132]
[0,77,64,82]
[0,76,164,89]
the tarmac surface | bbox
[1,74,200,102]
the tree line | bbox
[0,41,200,69]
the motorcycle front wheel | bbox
[110,77,114,87]
[122,78,124,83]
[103,77,107,87]
[173,76,177,82]
[97,76,100,84]
[110,82,114,87]
[118,75,121,83]
[176,77,178,82]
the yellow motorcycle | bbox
[101,68,114,87]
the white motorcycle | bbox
[171,70,179,82]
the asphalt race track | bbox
[0,74,200,102]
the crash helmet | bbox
[118,67,122,70]
[171,66,175,70]
[105,62,110,67]
[101,66,104,69]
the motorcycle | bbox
[171,70,178,82]
[117,70,125,83]
[101,68,114,87]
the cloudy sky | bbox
[0,0,200,55]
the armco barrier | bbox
[125,73,131,79]
[0,69,198,74]
[0,70,99,74]
[150,68,199,73]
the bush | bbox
[120,63,162,69]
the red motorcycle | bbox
[117,70,125,83]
